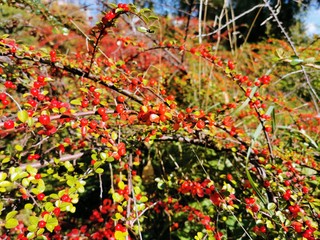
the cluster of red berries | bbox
[252,225,267,235]
[50,50,56,62]
[27,153,41,161]
[81,86,102,109]
[102,4,129,25]
[4,81,16,89]
[3,119,14,129]
[0,92,10,107]
[245,197,260,213]
[117,3,129,11]
[178,179,216,199]
[258,75,271,85]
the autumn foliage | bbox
[0,1,319,240]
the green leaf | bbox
[37,179,46,192]
[79,88,88,93]
[6,211,18,220]
[100,152,107,160]
[0,181,12,188]
[26,165,37,176]
[148,15,159,20]
[267,203,277,211]
[137,26,147,33]
[17,110,29,123]
[24,203,34,210]
[115,212,123,220]
[5,218,19,229]
[112,192,124,203]
[45,202,54,212]
[140,196,148,202]
[46,217,58,232]
[109,3,117,8]
[22,178,30,187]
[95,168,104,174]
[290,57,303,66]
[266,220,274,229]
[2,157,10,163]
[276,211,286,223]
[15,144,23,151]
[27,117,35,127]
[70,99,82,106]
[0,172,7,181]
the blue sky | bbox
[303,3,320,35]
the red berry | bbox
[33,81,42,89]
[81,99,89,108]
[117,95,125,103]
[251,204,260,212]
[80,118,88,127]
[97,107,106,116]
[38,115,51,125]
[116,104,124,113]
[292,221,303,233]
[61,194,71,202]
[37,75,45,82]
[302,229,313,239]
[37,193,45,201]
[118,147,126,157]
[115,223,126,232]
[53,207,61,217]
[259,226,266,233]
[92,98,100,105]
[0,92,6,101]
[4,81,14,89]
[196,120,205,129]
[34,174,42,180]
[50,50,56,56]
[302,186,309,194]
[284,180,291,186]
[3,120,14,129]
[11,46,17,53]
[54,225,61,232]
[41,211,49,217]
[228,60,235,70]
[38,220,46,228]
[252,226,259,233]
[30,88,39,97]
[93,91,100,98]
[283,189,291,201]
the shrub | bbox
[0,2,319,240]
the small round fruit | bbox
[3,120,14,129]
[38,220,46,228]
[38,115,51,125]
[37,193,45,201]
[61,194,71,202]
[37,75,45,82]
[53,207,61,217]
[117,95,125,103]
[34,174,42,180]
[196,120,205,129]
[116,104,124,114]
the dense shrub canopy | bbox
[0,1,319,240]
